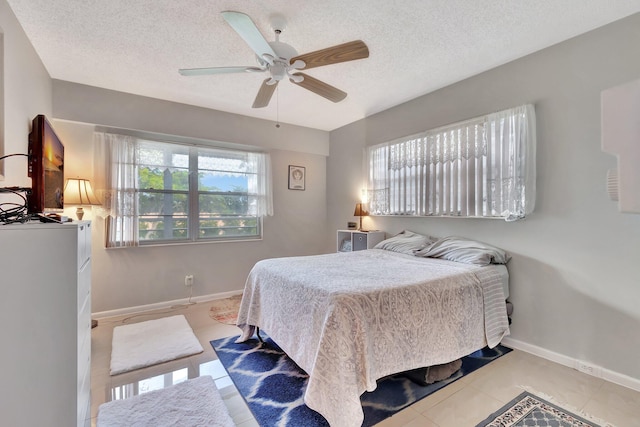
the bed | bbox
[236,236,510,427]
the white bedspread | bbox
[236,249,509,427]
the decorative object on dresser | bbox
[353,202,368,230]
[64,177,100,220]
[337,229,385,252]
[0,221,92,427]
[27,114,65,214]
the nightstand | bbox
[337,230,385,252]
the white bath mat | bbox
[97,375,235,427]
[110,314,203,375]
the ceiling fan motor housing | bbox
[268,62,287,83]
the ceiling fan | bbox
[179,11,369,108]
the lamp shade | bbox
[64,178,100,206]
[353,203,368,217]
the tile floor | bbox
[90,302,640,427]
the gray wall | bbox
[51,83,329,313]
[328,14,640,381]
[0,0,52,188]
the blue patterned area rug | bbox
[211,334,511,427]
[477,391,603,427]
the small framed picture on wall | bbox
[288,165,305,190]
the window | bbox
[94,132,273,247]
[366,104,535,221]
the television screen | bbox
[28,115,64,213]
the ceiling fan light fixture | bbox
[290,59,306,70]
[289,73,304,83]
[270,62,287,81]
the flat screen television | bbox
[27,115,64,214]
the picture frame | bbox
[288,165,305,190]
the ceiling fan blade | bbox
[179,66,264,76]
[291,40,369,70]
[291,73,347,103]
[252,78,278,108]
[222,11,277,59]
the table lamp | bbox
[354,203,369,231]
[64,178,100,220]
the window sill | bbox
[106,235,263,249]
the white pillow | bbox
[374,230,436,255]
[414,236,511,265]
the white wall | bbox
[328,14,640,382]
[0,0,52,189]
[50,83,329,313]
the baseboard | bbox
[501,337,640,393]
[92,290,243,320]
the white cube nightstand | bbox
[337,230,385,252]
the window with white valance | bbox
[93,132,273,247]
[366,104,536,221]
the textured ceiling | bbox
[7,1,640,131]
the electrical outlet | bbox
[184,275,194,287]
[575,361,602,377]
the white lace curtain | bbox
[366,104,536,221]
[93,132,139,247]
[247,152,274,217]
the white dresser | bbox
[0,221,92,427]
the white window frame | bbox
[94,132,273,247]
